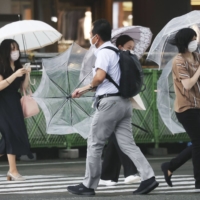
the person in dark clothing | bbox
[161,145,192,187]
[100,133,140,186]
[0,39,33,181]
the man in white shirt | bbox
[67,19,158,196]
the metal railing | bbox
[27,70,190,149]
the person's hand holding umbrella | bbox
[72,68,105,98]
[72,84,93,98]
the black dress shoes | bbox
[67,183,95,196]
[133,177,159,195]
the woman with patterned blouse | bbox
[169,28,200,189]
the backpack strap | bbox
[102,47,120,90]
[103,46,119,54]
[106,73,120,90]
[131,123,149,133]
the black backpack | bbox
[103,46,145,98]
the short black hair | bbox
[92,19,111,42]
[175,28,197,53]
[116,35,134,48]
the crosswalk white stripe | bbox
[0,181,196,192]
[0,161,86,168]
[0,174,199,195]
[0,189,68,194]
[151,189,200,194]
[0,174,193,182]
[0,157,183,168]
[2,188,199,195]
[0,177,194,188]
[0,175,194,183]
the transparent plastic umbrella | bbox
[157,59,185,134]
[147,10,200,134]
[33,43,95,139]
[147,10,200,68]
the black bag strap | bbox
[141,84,146,92]
[131,123,149,133]
[106,73,120,90]
[103,46,119,54]
[102,46,120,90]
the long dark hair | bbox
[175,28,197,53]
[0,39,23,78]
[116,35,134,48]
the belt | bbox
[98,93,121,100]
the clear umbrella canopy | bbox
[147,10,200,68]
[147,10,200,134]
[33,43,95,139]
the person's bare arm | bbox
[72,68,106,98]
[0,68,27,91]
[181,66,200,90]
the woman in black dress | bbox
[0,39,33,181]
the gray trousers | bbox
[83,96,155,189]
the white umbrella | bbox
[0,20,62,51]
[111,26,153,59]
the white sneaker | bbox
[98,179,117,186]
[124,175,141,184]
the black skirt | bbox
[0,76,33,158]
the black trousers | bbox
[176,109,200,188]
[168,145,192,172]
[101,133,138,182]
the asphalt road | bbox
[0,156,199,200]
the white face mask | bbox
[89,35,98,48]
[188,40,198,52]
[10,50,19,61]
[122,48,134,54]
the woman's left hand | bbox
[25,67,31,73]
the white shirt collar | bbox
[94,41,113,57]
